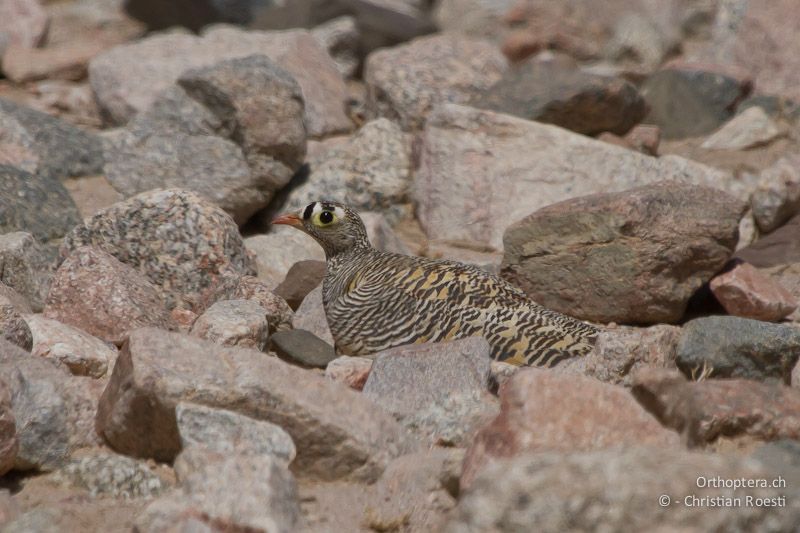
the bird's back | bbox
[322,248,598,366]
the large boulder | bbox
[501,182,746,324]
[60,189,257,311]
[414,104,741,251]
[96,328,414,481]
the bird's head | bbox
[272,201,370,258]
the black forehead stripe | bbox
[303,202,316,220]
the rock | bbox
[89,26,350,137]
[606,12,679,70]
[26,314,118,378]
[0,339,103,470]
[470,55,646,136]
[2,39,111,83]
[675,316,800,383]
[271,329,336,368]
[361,212,411,254]
[751,154,800,233]
[689,0,800,102]
[0,378,17,476]
[277,119,413,224]
[623,123,660,155]
[414,104,739,251]
[54,452,168,499]
[701,106,787,150]
[501,181,746,324]
[641,63,752,139]
[447,448,800,532]
[556,325,680,387]
[96,328,413,481]
[0,304,31,351]
[736,214,800,268]
[60,188,257,311]
[293,284,335,346]
[633,367,800,446]
[710,261,797,321]
[0,98,104,180]
[245,228,325,286]
[325,355,372,391]
[0,0,47,52]
[176,402,296,465]
[0,232,53,312]
[0,165,81,245]
[198,274,292,334]
[44,247,173,345]
[425,241,503,275]
[0,283,31,315]
[311,15,359,78]
[434,0,515,40]
[97,54,310,224]
[461,368,680,488]
[274,259,326,310]
[364,34,507,130]
[137,452,299,533]
[190,299,270,351]
[364,337,492,417]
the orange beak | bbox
[271,213,303,227]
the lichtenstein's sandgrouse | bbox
[273,201,598,367]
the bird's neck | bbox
[322,243,373,305]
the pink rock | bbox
[710,262,797,322]
[624,124,660,155]
[0,0,47,51]
[44,246,173,344]
[460,368,679,489]
[325,356,372,391]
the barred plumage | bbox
[273,201,598,367]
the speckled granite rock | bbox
[0,304,32,351]
[44,246,174,345]
[54,452,169,499]
[0,98,104,180]
[0,377,17,476]
[190,299,270,351]
[60,189,257,311]
[0,165,81,245]
[199,274,292,334]
[364,34,507,130]
[0,283,31,314]
[0,232,53,312]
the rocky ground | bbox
[2,0,800,531]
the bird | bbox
[272,201,598,367]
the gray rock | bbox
[361,212,411,254]
[414,104,741,251]
[0,304,31,351]
[190,299,270,351]
[364,34,507,130]
[0,232,53,312]
[0,377,17,476]
[138,451,299,533]
[25,314,118,379]
[271,329,336,368]
[0,339,103,470]
[0,98,104,180]
[44,247,174,345]
[60,188,257,311]
[676,316,800,383]
[274,259,326,311]
[641,65,752,139]
[0,282,31,314]
[0,165,81,245]
[54,452,168,499]
[198,274,293,335]
[702,106,787,150]
[401,391,499,447]
[244,228,325,286]
[363,337,492,416]
[96,328,414,481]
[277,119,412,224]
[447,448,800,532]
[176,402,296,465]
[606,12,679,70]
[501,181,746,324]
[434,0,514,40]
[470,56,647,136]
[293,284,335,346]
[751,154,800,234]
[89,27,351,137]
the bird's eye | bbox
[314,210,336,226]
